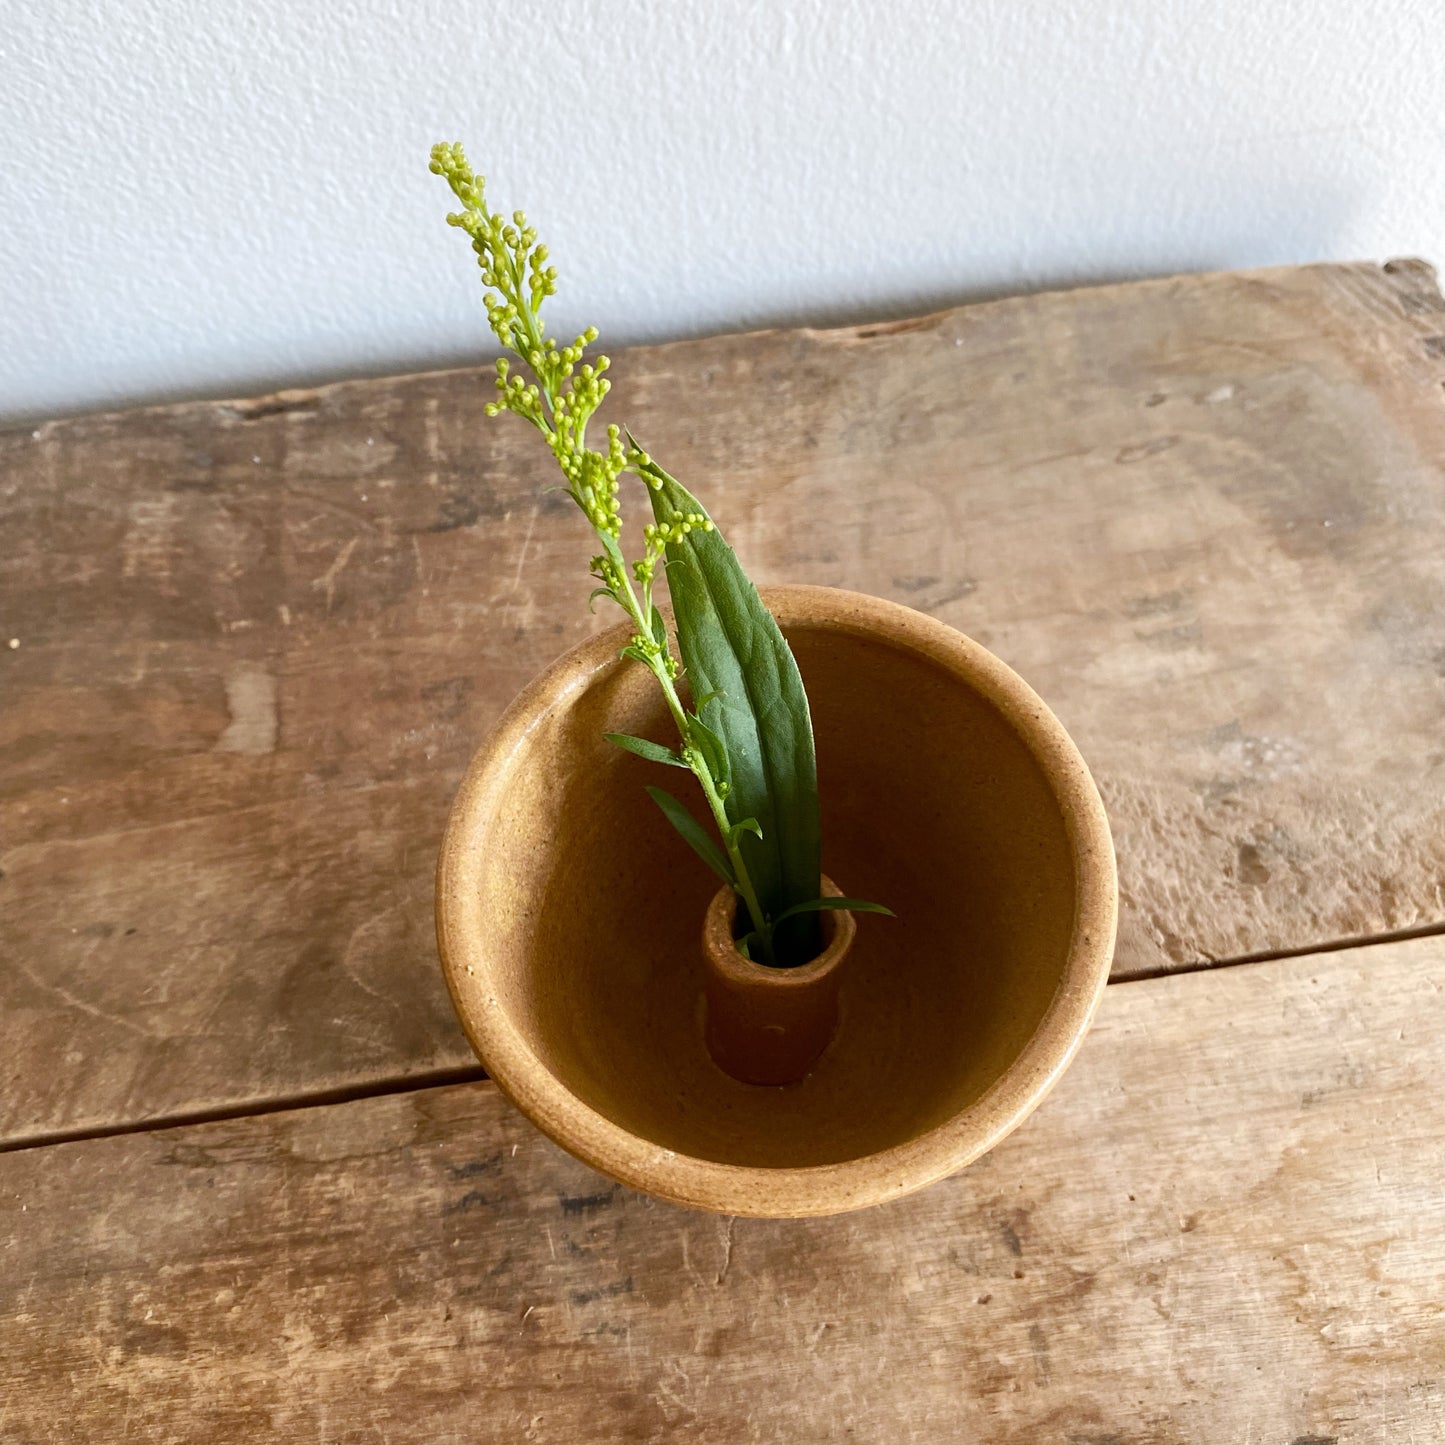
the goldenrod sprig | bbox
[429,142,772,952]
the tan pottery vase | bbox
[436,585,1116,1218]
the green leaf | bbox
[727,816,762,848]
[644,786,735,888]
[588,586,616,613]
[598,528,627,571]
[649,605,668,650]
[604,733,687,768]
[686,710,731,793]
[617,643,652,666]
[637,441,821,962]
[771,896,896,926]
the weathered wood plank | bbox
[3,260,1444,1140]
[3,937,1442,1442]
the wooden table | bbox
[4,260,1444,1440]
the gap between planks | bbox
[7,919,1443,1160]
[1116,917,1445,984]
[0,1063,486,1158]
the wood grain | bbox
[3,260,1444,1141]
[3,936,1442,1442]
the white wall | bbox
[2,0,1441,423]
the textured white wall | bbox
[2,0,1441,423]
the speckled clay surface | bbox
[435,586,1117,1218]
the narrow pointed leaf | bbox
[772,896,896,926]
[649,605,668,650]
[686,710,731,793]
[604,733,688,769]
[644,786,735,888]
[598,528,626,571]
[588,586,616,613]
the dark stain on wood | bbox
[442,1189,494,1215]
[427,493,489,532]
[121,1319,191,1358]
[447,1153,502,1181]
[569,1276,635,1306]
[559,1185,620,1217]
[1114,434,1179,463]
